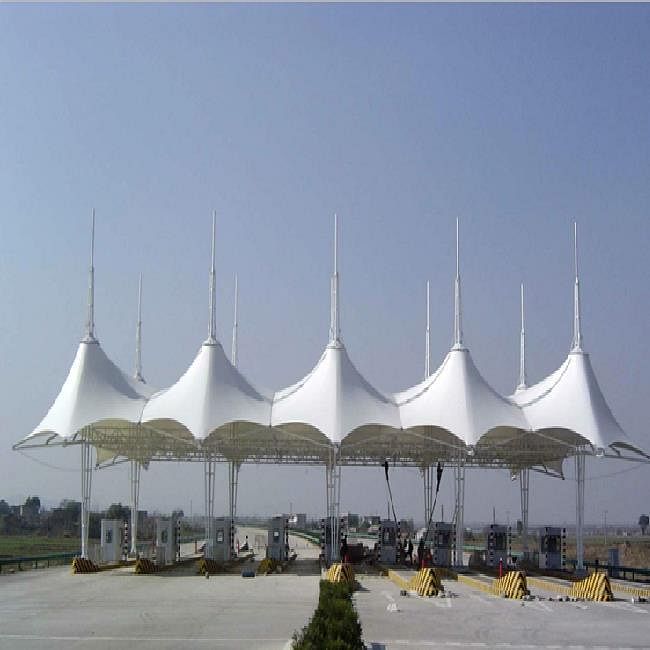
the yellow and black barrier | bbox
[257,558,279,575]
[569,571,613,601]
[325,562,355,586]
[71,557,99,574]
[196,558,224,575]
[491,570,529,599]
[408,568,444,597]
[135,558,160,574]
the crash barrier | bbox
[569,571,613,601]
[409,568,444,596]
[566,559,650,582]
[71,557,99,573]
[196,557,223,575]
[0,551,79,573]
[325,562,355,586]
[492,570,529,599]
[135,558,159,574]
[608,581,650,600]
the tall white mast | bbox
[516,282,527,392]
[453,217,464,349]
[207,211,217,344]
[425,280,431,378]
[83,208,97,343]
[329,213,341,344]
[231,274,239,367]
[135,273,144,382]
[572,221,583,352]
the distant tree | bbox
[639,514,649,535]
[60,499,81,516]
[0,499,10,515]
[106,503,131,521]
[24,496,41,511]
[172,509,184,520]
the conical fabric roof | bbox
[141,340,271,442]
[396,347,530,448]
[271,341,401,446]
[17,340,150,445]
[511,351,646,457]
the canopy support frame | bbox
[453,452,466,567]
[129,459,141,555]
[325,445,342,564]
[519,467,530,557]
[204,455,216,558]
[80,438,93,559]
[575,451,586,574]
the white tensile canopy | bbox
[19,338,153,447]
[13,215,648,568]
[141,340,271,449]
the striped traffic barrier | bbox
[135,558,159,574]
[71,557,99,574]
[569,571,613,602]
[408,568,444,597]
[491,570,529,599]
[325,562,355,586]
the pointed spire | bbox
[135,273,144,382]
[231,274,239,367]
[425,280,431,379]
[516,283,527,392]
[83,209,97,343]
[206,211,217,345]
[572,221,583,352]
[453,217,464,349]
[329,213,341,344]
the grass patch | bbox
[0,535,80,558]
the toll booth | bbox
[155,516,180,567]
[538,526,566,570]
[485,524,511,569]
[320,517,347,563]
[267,515,289,561]
[207,517,234,563]
[100,519,123,564]
[377,519,399,565]
[431,522,455,567]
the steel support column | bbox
[228,460,240,524]
[129,460,141,555]
[453,453,465,567]
[325,446,342,564]
[422,465,433,532]
[519,467,530,557]
[204,456,216,557]
[80,439,93,559]
[575,452,585,573]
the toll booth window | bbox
[105,530,112,544]
[161,530,168,543]
[217,529,224,543]
[273,530,280,541]
[494,533,506,550]
[541,536,558,553]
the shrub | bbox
[292,580,364,649]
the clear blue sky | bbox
[1,4,649,527]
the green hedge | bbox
[292,580,364,649]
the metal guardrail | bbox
[566,559,650,582]
[0,551,80,572]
